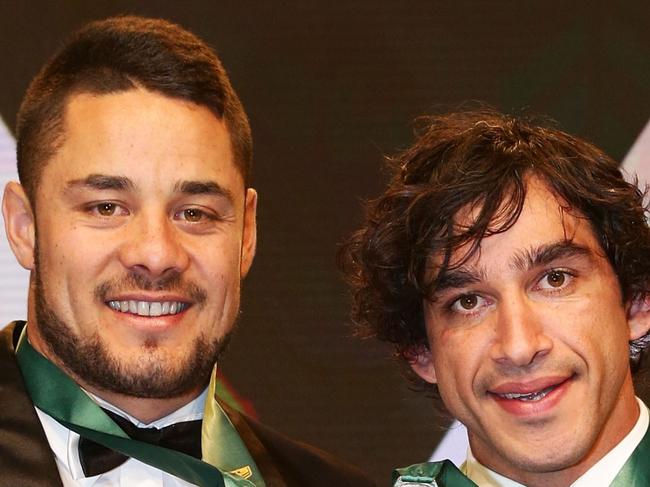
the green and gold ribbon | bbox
[15,325,259,486]
[203,366,264,485]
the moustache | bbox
[94,271,207,306]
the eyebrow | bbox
[174,180,234,203]
[65,175,234,203]
[66,174,134,192]
[511,240,592,271]
[433,267,485,295]
[431,240,593,296]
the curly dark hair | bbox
[339,108,650,394]
[17,15,252,205]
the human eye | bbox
[448,293,490,316]
[86,201,129,217]
[536,269,574,292]
[174,207,219,224]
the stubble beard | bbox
[33,249,233,399]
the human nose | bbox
[119,212,190,279]
[490,293,553,367]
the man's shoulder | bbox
[0,321,63,486]
[222,402,376,487]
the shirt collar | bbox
[464,448,524,487]
[464,397,649,487]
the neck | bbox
[82,386,202,424]
[25,321,203,424]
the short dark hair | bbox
[16,15,252,202]
[339,108,650,393]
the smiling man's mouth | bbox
[107,300,188,317]
[489,376,574,405]
[496,385,557,402]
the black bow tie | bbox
[78,409,202,477]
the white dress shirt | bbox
[35,389,208,487]
[463,397,649,486]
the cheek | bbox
[432,327,485,393]
[432,344,481,421]
[36,227,114,303]
[552,299,629,373]
[193,242,242,278]
[38,218,93,267]
[559,297,629,350]
[192,249,242,310]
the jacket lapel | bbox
[220,402,376,487]
[0,322,63,487]
[220,402,288,487]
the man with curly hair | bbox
[340,109,650,486]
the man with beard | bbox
[1,15,373,487]
[340,109,650,486]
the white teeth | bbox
[500,386,555,402]
[150,302,162,316]
[107,300,187,316]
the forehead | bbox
[40,89,242,191]
[443,178,604,272]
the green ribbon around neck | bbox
[202,367,265,486]
[15,325,256,486]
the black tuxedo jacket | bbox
[0,322,375,487]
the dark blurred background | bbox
[0,1,648,484]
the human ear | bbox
[240,188,257,278]
[408,345,438,384]
[2,182,36,270]
[627,293,650,341]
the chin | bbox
[499,439,588,475]
[90,339,218,398]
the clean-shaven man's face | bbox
[6,88,256,399]
[411,178,649,486]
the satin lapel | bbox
[220,402,288,487]
[0,322,63,487]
